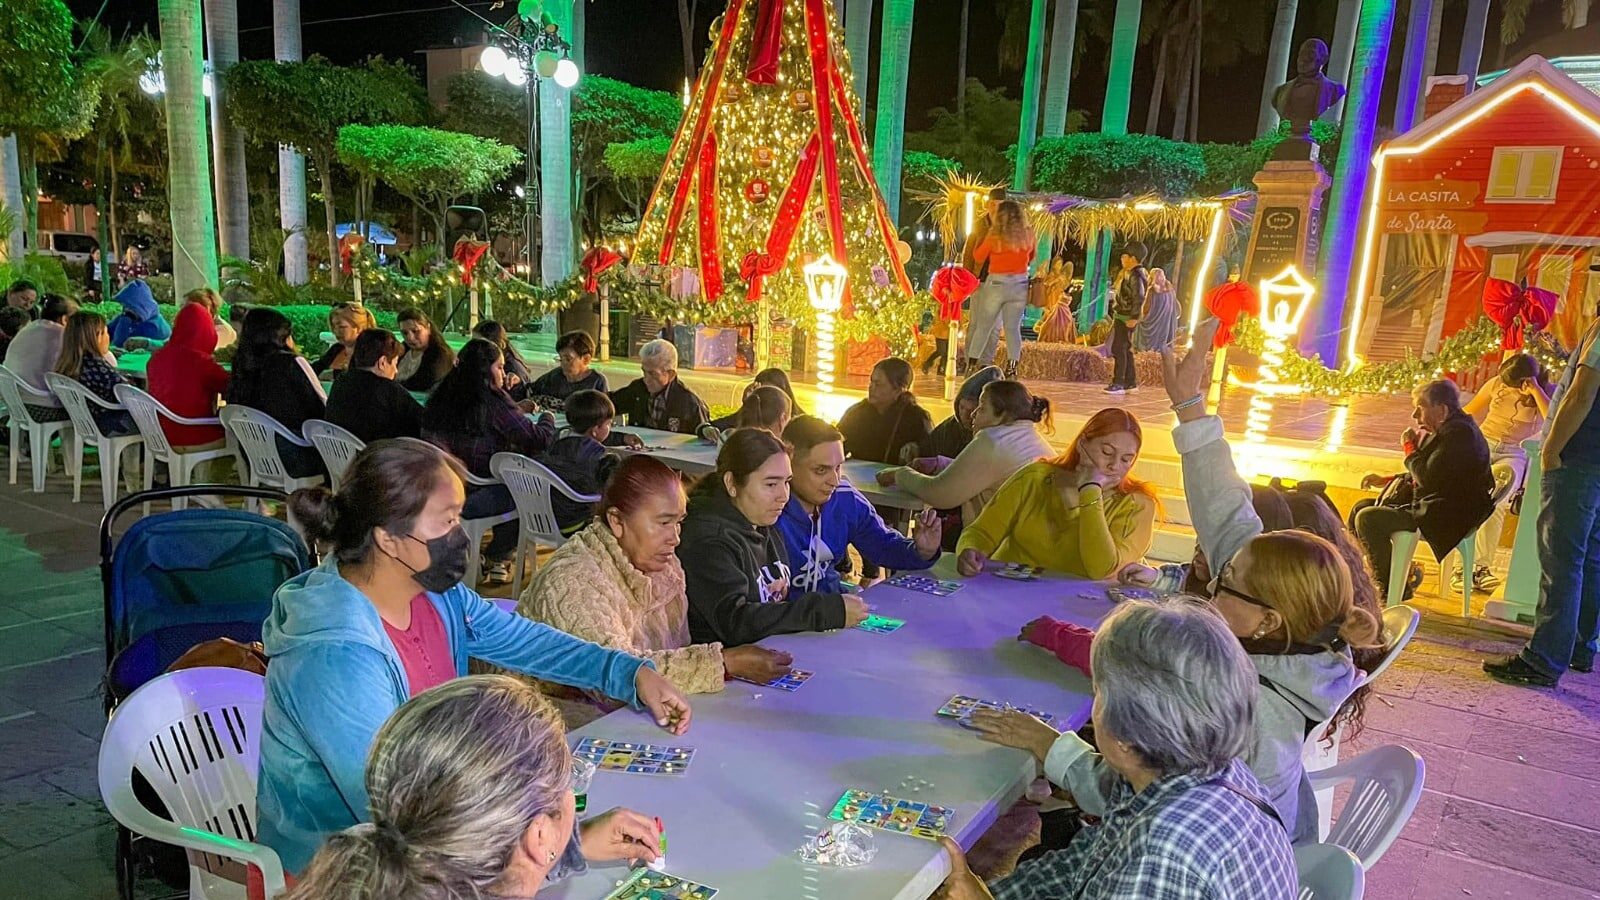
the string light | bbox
[1242,267,1317,458]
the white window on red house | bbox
[1486,147,1563,202]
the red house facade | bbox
[1348,56,1600,364]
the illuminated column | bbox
[1313,0,1396,366]
[273,0,308,285]
[1242,266,1315,472]
[806,255,848,393]
[1394,0,1435,133]
[872,0,915,225]
[1040,0,1079,138]
[844,0,873,113]
[540,0,579,285]
[1012,0,1048,190]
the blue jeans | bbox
[1521,464,1600,677]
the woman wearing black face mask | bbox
[256,438,692,884]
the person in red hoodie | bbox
[147,302,234,484]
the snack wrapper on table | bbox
[798,821,878,867]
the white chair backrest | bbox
[99,667,271,894]
[115,382,182,458]
[1366,605,1422,685]
[302,419,365,490]
[1309,744,1425,869]
[1295,843,1365,900]
[222,405,304,484]
[0,365,52,425]
[1489,462,1519,503]
[45,373,115,440]
[490,452,598,547]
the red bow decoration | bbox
[581,247,623,293]
[930,265,979,322]
[1204,280,1260,348]
[745,0,785,84]
[739,251,783,302]
[451,238,491,286]
[338,233,365,275]
[1482,277,1557,350]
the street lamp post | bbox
[479,25,579,285]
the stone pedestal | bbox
[1243,160,1332,287]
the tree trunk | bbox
[158,0,221,297]
[1316,0,1398,365]
[95,133,114,297]
[676,0,696,80]
[0,135,23,262]
[1145,32,1169,135]
[16,138,37,245]
[1458,0,1491,88]
[1394,0,1434,132]
[1012,0,1049,189]
[316,152,340,287]
[1041,0,1080,137]
[1171,8,1194,140]
[1258,0,1299,135]
[109,156,122,259]
[1102,0,1141,135]
[205,0,250,261]
[1566,0,1591,28]
[957,0,969,120]
[1190,0,1201,141]
[274,0,309,284]
[540,1,578,284]
[1416,0,1444,122]
[845,0,875,113]
[871,0,916,224]
[1328,0,1360,119]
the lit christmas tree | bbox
[633,0,916,350]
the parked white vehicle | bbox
[35,230,98,266]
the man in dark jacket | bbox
[609,338,709,434]
[325,329,423,443]
[922,365,1003,460]
[1354,379,1495,597]
[837,357,933,464]
[1106,242,1148,394]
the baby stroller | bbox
[99,486,312,900]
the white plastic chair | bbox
[461,469,519,588]
[221,405,326,494]
[1366,604,1422,685]
[1307,744,1425,870]
[302,419,365,491]
[491,452,600,596]
[99,667,285,900]
[46,373,145,507]
[116,384,234,512]
[1386,468,1516,613]
[1295,843,1365,900]
[0,364,75,492]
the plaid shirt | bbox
[424,392,556,477]
[989,760,1297,900]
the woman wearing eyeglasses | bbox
[967,320,1381,850]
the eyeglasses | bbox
[1212,562,1275,611]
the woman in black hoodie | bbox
[677,428,870,646]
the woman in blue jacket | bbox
[107,279,171,347]
[256,438,691,878]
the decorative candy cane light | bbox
[805,254,849,393]
[1245,265,1318,449]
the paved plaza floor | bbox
[0,461,1595,899]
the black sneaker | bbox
[1571,658,1595,674]
[1483,654,1558,687]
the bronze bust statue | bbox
[1271,38,1346,161]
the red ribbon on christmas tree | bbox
[451,238,491,286]
[745,0,785,84]
[739,252,783,302]
[930,265,979,321]
[338,233,365,274]
[1482,277,1557,351]
[581,247,622,293]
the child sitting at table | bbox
[955,408,1157,580]
[775,416,941,593]
[678,428,870,645]
[537,389,623,535]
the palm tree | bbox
[675,0,699,82]
[871,0,915,224]
[157,0,220,296]
[1041,0,1080,137]
[539,0,578,284]
[1329,0,1360,117]
[79,27,160,291]
[1394,0,1436,132]
[958,0,970,119]
[273,0,308,284]
[1012,0,1048,188]
[0,136,22,262]
[1257,0,1300,136]
[205,0,248,261]
[1102,0,1141,135]
[1458,0,1491,84]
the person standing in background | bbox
[1105,243,1148,394]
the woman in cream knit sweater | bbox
[518,456,793,695]
[876,380,1054,526]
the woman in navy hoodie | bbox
[256,439,690,882]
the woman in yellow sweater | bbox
[955,408,1157,579]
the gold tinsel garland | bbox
[1230,314,1570,398]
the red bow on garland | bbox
[338,233,366,275]
[1204,280,1259,349]
[739,251,783,302]
[451,239,491,286]
[1482,277,1557,351]
[581,247,623,293]
[930,265,979,321]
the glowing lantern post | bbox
[805,254,848,393]
[1244,266,1317,455]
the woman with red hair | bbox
[955,409,1157,579]
[518,455,795,708]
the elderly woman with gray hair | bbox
[939,599,1298,900]
[285,675,663,900]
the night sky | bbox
[67,0,1557,145]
